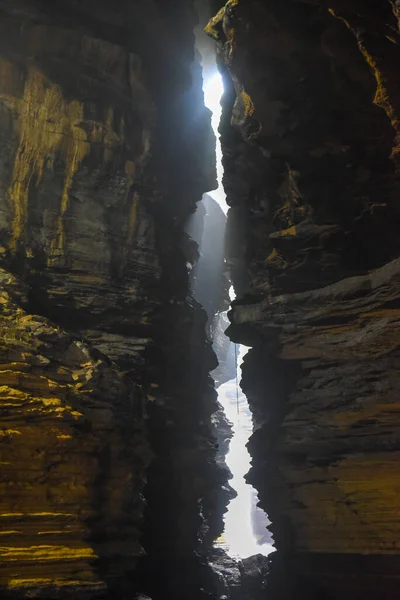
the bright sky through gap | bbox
[203,67,273,558]
[203,72,229,214]
[216,343,274,559]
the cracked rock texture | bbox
[207,0,400,598]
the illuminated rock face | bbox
[0,270,149,597]
[0,2,220,598]
[207,1,400,598]
[1,0,400,597]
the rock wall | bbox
[0,1,222,598]
[207,1,400,598]
[0,270,149,599]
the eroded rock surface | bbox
[0,270,149,598]
[0,1,223,598]
[207,1,400,598]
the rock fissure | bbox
[0,0,399,599]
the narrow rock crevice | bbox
[0,1,399,599]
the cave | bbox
[0,1,400,600]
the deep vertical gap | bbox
[193,22,274,561]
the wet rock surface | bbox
[207,549,269,600]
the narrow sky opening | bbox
[202,64,273,558]
[203,71,229,214]
[213,309,274,559]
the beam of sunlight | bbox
[200,53,273,558]
[203,72,229,214]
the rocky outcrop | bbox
[136,296,230,600]
[0,270,149,598]
[0,1,222,598]
[207,549,269,600]
[207,1,400,598]
[187,194,228,325]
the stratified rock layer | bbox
[207,1,400,598]
[0,270,148,598]
[0,1,221,598]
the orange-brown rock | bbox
[0,269,149,597]
[0,1,220,599]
